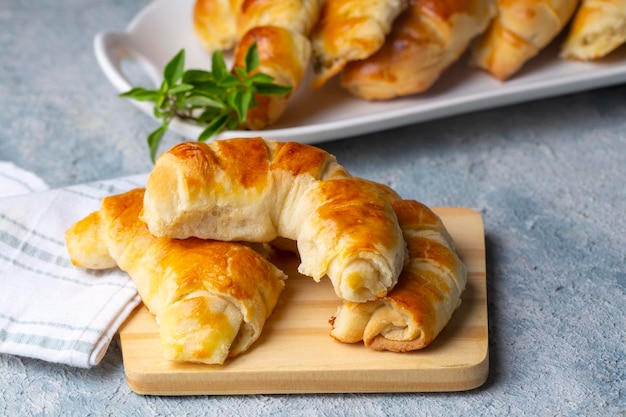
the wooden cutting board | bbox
[118,207,488,395]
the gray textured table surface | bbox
[1,1,625,416]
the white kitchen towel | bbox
[0,164,147,368]
[0,161,49,196]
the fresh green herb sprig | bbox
[119,44,292,162]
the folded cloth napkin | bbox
[0,163,146,368]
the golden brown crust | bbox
[66,188,286,364]
[233,26,311,130]
[330,199,466,352]
[297,177,407,301]
[143,139,406,302]
[194,1,320,129]
[237,0,323,37]
[142,138,349,242]
[193,0,243,51]
[340,0,497,100]
[65,211,116,269]
[309,0,410,89]
[470,0,579,80]
[560,0,626,60]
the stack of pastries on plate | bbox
[193,0,626,125]
[65,137,468,364]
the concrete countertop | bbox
[1,1,624,416]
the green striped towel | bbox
[0,164,144,368]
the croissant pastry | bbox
[560,0,626,60]
[142,138,407,302]
[193,0,243,51]
[341,0,497,100]
[309,0,410,89]
[470,0,580,80]
[65,188,287,365]
[233,1,322,129]
[233,26,311,130]
[193,1,321,129]
[236,0,323,39]
[330,197,467,352]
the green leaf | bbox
[118,87,159,101]
[163,49,185,86]
[159,79,169,94]
[244,42,259,73]
[234,90,253,122]
[183,69,214,83]
[183,94,226,109]
[198,107,223,123]
[211,50,229,81]
[234,67,248,80]
[118,43,294,163]
[247,73,275,84]
[198,114,230,142]
[192,81,224,95]
[216,74,240,88]
[168,83,194,94]
[255,83,293,95]
[226,91,241,120]
[154,92,167,109]
[147,125,167,162]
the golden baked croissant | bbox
[341,0,497,100]
[470,0,580,80]
[194,0,322,129]
[193,0,243,51]
[142,138,407,302]
[560,0,626,60]
[330,198,467,352]
[233,26,311,130]
[234,1,321,129]
[309,0,410,89]
[194,0,322,51]
[236,0,323,38]
[65,188,287,365]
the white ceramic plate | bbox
[94,0,626,144]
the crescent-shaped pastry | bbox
[233,1,321,129]
[142,138,407,302]
[193,0,322,52]
[65,188,286,365]
[470,0,580,80]
[193,0,243,51]
[233,26,311,130]
[194,0,322,129]
[309,0,410,89]
[236,0,323,38]
[560,0,626,60]
[340,0,497,100]
[330,198,467,352]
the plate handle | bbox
[93,32,139,93]
[93,32,159,116]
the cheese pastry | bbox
[142,138,407,302]
[341,0,497,100]
[65,188,286,365]
[309,0,410,89]
[561,0,626,60]
[470,0,580,80]
[330,198,467,352]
